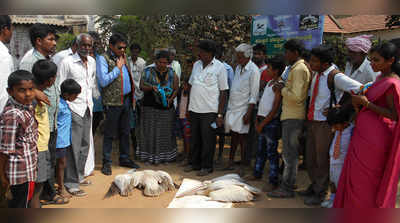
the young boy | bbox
[30,60,69,207]
[320,105,355,208]
[178,77,191,166]
[56,79,81,198]
[246,55,285,192]
[0,70,38,208]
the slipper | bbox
[80,180,92,186]
[41,195,69,205]
[68,189,87,197]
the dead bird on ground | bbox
[175,173,261,202]
[104,169,176,199]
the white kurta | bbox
[225,61,260,134]
[0,41,15,113]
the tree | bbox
[95,15,252,79]
[385,15,400,28]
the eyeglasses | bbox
[118,46,127,50]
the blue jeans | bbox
[102,96,132,165]
[254,118,280,185]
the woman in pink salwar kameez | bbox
[334,42,400,208]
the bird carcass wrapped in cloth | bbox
[104,169,176,198]
[175,173,261,203]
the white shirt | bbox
[258,81,275,117]
[344,58,379,84]
[309,65,362,121]
[57,53,97,117]
[189,58,229,113]
[128,56,146,100]
[227,60,260,112]
[0,41,15,113]
[171,60,181,84]
[52,48,74,67]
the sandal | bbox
[80,180,92,186]
[41,195,69,205]
[67,189,87,197]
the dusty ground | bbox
[47,132,400,208]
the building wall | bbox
[9,25,32,67]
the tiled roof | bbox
[10,15,87,27]
[324,15,396,34]
[324,15,345,33]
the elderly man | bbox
[344,35,379,84]
[57,33,96,197]
[223,44,260,176]
[184,40,229,176]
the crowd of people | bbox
[0,14,400,208]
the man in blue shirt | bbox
[97,33,140,176]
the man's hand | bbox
[167,98,173,108]
[116,57,125,70]
[34,89,50,105]
[256,123,264,134]
[352,95,369,108]
[323,104,341,117]
[243,112,251,125]
[216,116,224,128]
[152,86,159,93]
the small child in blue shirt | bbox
[56,79,81,198]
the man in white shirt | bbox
[128,43,146,158]
[52,37,78,67]
[184,40,229,176]
[302,45,362,206]
[0,15,14,208]
[224,44,260,175]
[0,15,14,114]
[169,48,181,83]
[344,35,379,84]
[57,33,96,197]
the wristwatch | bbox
[217,114,223,118]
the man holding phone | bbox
[96,33,140,176]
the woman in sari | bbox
[333,42,400,208]
[138,50,179,165]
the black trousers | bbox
[40,131,57,201]
[8,182,34,208]
[189,112,217,170]
[92,111,104,135]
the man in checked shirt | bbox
[0,70,38,208]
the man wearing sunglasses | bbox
[97,33,140,176]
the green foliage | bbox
[56,32,76,52]
[95,15,252,80]
[385,15,400,28]
[323,34,347,70]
